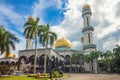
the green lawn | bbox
[0,75,67,80]
[0,76,37,80]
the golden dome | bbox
[83,4,90,9]
[55,38,72,48]
[4,52,16,58]
[28,16,35,21]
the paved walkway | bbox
[65,73,120,80]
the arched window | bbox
[28,55,35,65]
[18,56,28,64]
[65,55,70,65]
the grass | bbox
[0,76,37,80]
[0,75,67,80]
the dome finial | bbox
[83,4,90,10]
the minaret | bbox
[26,16,34,50]
[81,4,97,73]
[81,4,96,54]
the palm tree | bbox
[0,26,5,54]
[0,26,19,55]
[102,50,113,72]
[113,45,120,57]
[90,50,101,73]
[39,23,57,74]
[113,45,120,72]
[24,17,43,74]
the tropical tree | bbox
[39,23,57,74]
[113,45,120,57]
[85,54,93,71]
[113,45,120,72]
[90,50,101,73]
[0,26,19,56]
[71,52,84,72]
[24,17,43,74]
[85,50,101,73]
[101,50,113,72]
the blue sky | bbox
[0,0,120,57]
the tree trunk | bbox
[44,41,48,74]
[34,35,37,74]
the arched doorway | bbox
[18,56,28,70]
[38,54,49,73]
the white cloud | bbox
[51,0,120,51]
[32,0,64,24]
[1,0,120,58]
[0,4,26,31]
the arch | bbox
[10,61,16,66]
[38,54,49,66]
[65,55,70,65]
[5,61,10,65]
[1,61,4,65]
[60,55,64,58]
[28,55,35,65]
[38,55,44,66]
[18,56,28,64]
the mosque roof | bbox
[55,37,72,48]
[4,52,16,58]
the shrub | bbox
[59,70,63,77]
[53,70,59,77]
[0,65,10,74]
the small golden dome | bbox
[83,4,90,9]
[55,38,72,48]
[4,52,16,58]
[28,16,35,21]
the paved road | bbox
[65,73,120,80]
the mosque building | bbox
[0,4,97,73]
[0,52,18,66]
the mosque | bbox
[0,4,97,73]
